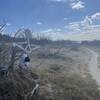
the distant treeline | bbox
[0,34,12,42]
[82,40,100,46]
[0,34,79,46]
[0,33,100,46]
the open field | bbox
[29,44,100,100]
[1,43,100,100]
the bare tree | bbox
[8,28,33,71]
[0,19,8,33]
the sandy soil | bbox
[86,47,100,86]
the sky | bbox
[0,0,100,40]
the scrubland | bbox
[0,43,100,100]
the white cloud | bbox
[63,13,100,40]
[49,0,68,2]
[49,0,85,10]
[49,0,77,3]
[70,1,85,10]
[40,28,62,34]
[41,29,53,33]
[66,13,100,32]
[91,13,100,20]
[6,23,11,26]
[36,22,42,25]
[81,16,92,29]
[64,18,68,20]
[38,13,100,41]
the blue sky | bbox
[0,0,100,40]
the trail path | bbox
[86,48,100,86]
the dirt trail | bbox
[86,48,100,86]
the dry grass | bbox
[0,44,100,100]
